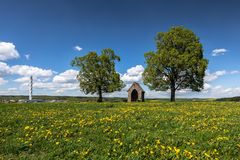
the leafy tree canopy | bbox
[143,26,208,101]
[71,48,125,102]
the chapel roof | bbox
[127,82,145,92]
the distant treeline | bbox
[0,95,127,102]
[0,95,215,103]
[216,97,240,102]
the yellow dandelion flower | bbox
[184,150,193,159]
[150,150,154,155]
[204,152,210,158]
[174,147,180,155]
[24,126,30,130]
[167,146,172,151]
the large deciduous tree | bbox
[71,48,125,102]
[143,26,208,101]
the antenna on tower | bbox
[29,76,33,101]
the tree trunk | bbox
[97,87,103,102]
[170,88,175,102]
[170,83,176,102]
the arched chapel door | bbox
[131,89,138,102]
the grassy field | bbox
[0,102,240,159]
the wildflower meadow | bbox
[0,102,240,159]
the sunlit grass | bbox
[0,102,240,159]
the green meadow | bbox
[0,102,240,159]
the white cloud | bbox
[14,76,52,84]
[41,78,51,82]
[56,89,64,94]
[204,83,211,90]
[53,69,78,83]
[121,65,144,83]
[8,88,17,91]
[204,70,227,82]
[16,69,80,94]
[14,77,30,83]
[0,62,11,75]
[74,45,82,51]
[25,54,30,60]
[211,48,228,56]
[204,70,240,82]
[0,62,54,77]
[29,81,79,92]
[201,70,240,97]
[10,65,54,77]
[0,87,19,95]
[33,82,55,89]
[230,70,240,74]
[207,85,240,98]
[0,42,20,61]
[0,77,7,85]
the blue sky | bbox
[1,0,240,98]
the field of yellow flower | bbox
[0,102,240,159]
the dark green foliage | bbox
[143,26,208,101]
[71,49,125,102]
[216,96,240,102]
